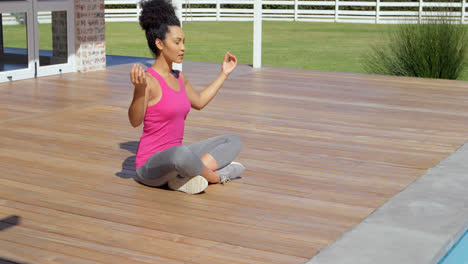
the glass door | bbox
[0,0,35,82]
[0,0,75,82]
[34,0,75,77]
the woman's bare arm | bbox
[184,52,238,110]
[128,64,149,127]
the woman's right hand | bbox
[130,64,147,92]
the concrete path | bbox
[306,141,468,264]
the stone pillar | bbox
[74,0,106,73]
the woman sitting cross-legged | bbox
[128,0,245,194]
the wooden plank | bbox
[0,178,333,257]
[0,203,307,264]
[0,225,182,264]
[0,239,104,264]
[1,61,468,263]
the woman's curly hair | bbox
[139,0,181,57]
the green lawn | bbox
[107,21,468,80]
[106,21,392,73]
[4,21,468,80]
[3,23,53,50]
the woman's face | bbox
[156,26,185,64]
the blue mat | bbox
[3,48,153,67]
[106,54,153,67]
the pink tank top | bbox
[135,68,191,169]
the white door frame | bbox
[34,0,75,78]
[0,0,35,82]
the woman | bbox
[129,0,245,194]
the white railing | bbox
[2,12,52,25]
[3,0,464,69]
[2,1,466,24]
[103,0,467,24]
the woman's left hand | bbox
[222,52,238,76]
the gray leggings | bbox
[135,135,242,187]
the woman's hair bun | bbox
[139,0,180,31]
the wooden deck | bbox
[1,61,468,264]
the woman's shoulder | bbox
[145,71,161,94]
[143,71,153,85]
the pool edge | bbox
[305,141,468,264]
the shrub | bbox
[363,16,468,80]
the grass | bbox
[364,18,468,80]
[108,21,468,80]
[106,21,394,73]
[3,21,468,80]
[3,23,53,50]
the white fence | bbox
[104,0,467,24]
[2,1,466,25]
[2,12,57,25]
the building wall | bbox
[75,0,106,72]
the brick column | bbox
[75,0,106,73]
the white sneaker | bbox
[219,161,245,184]
[168,175,208,194]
